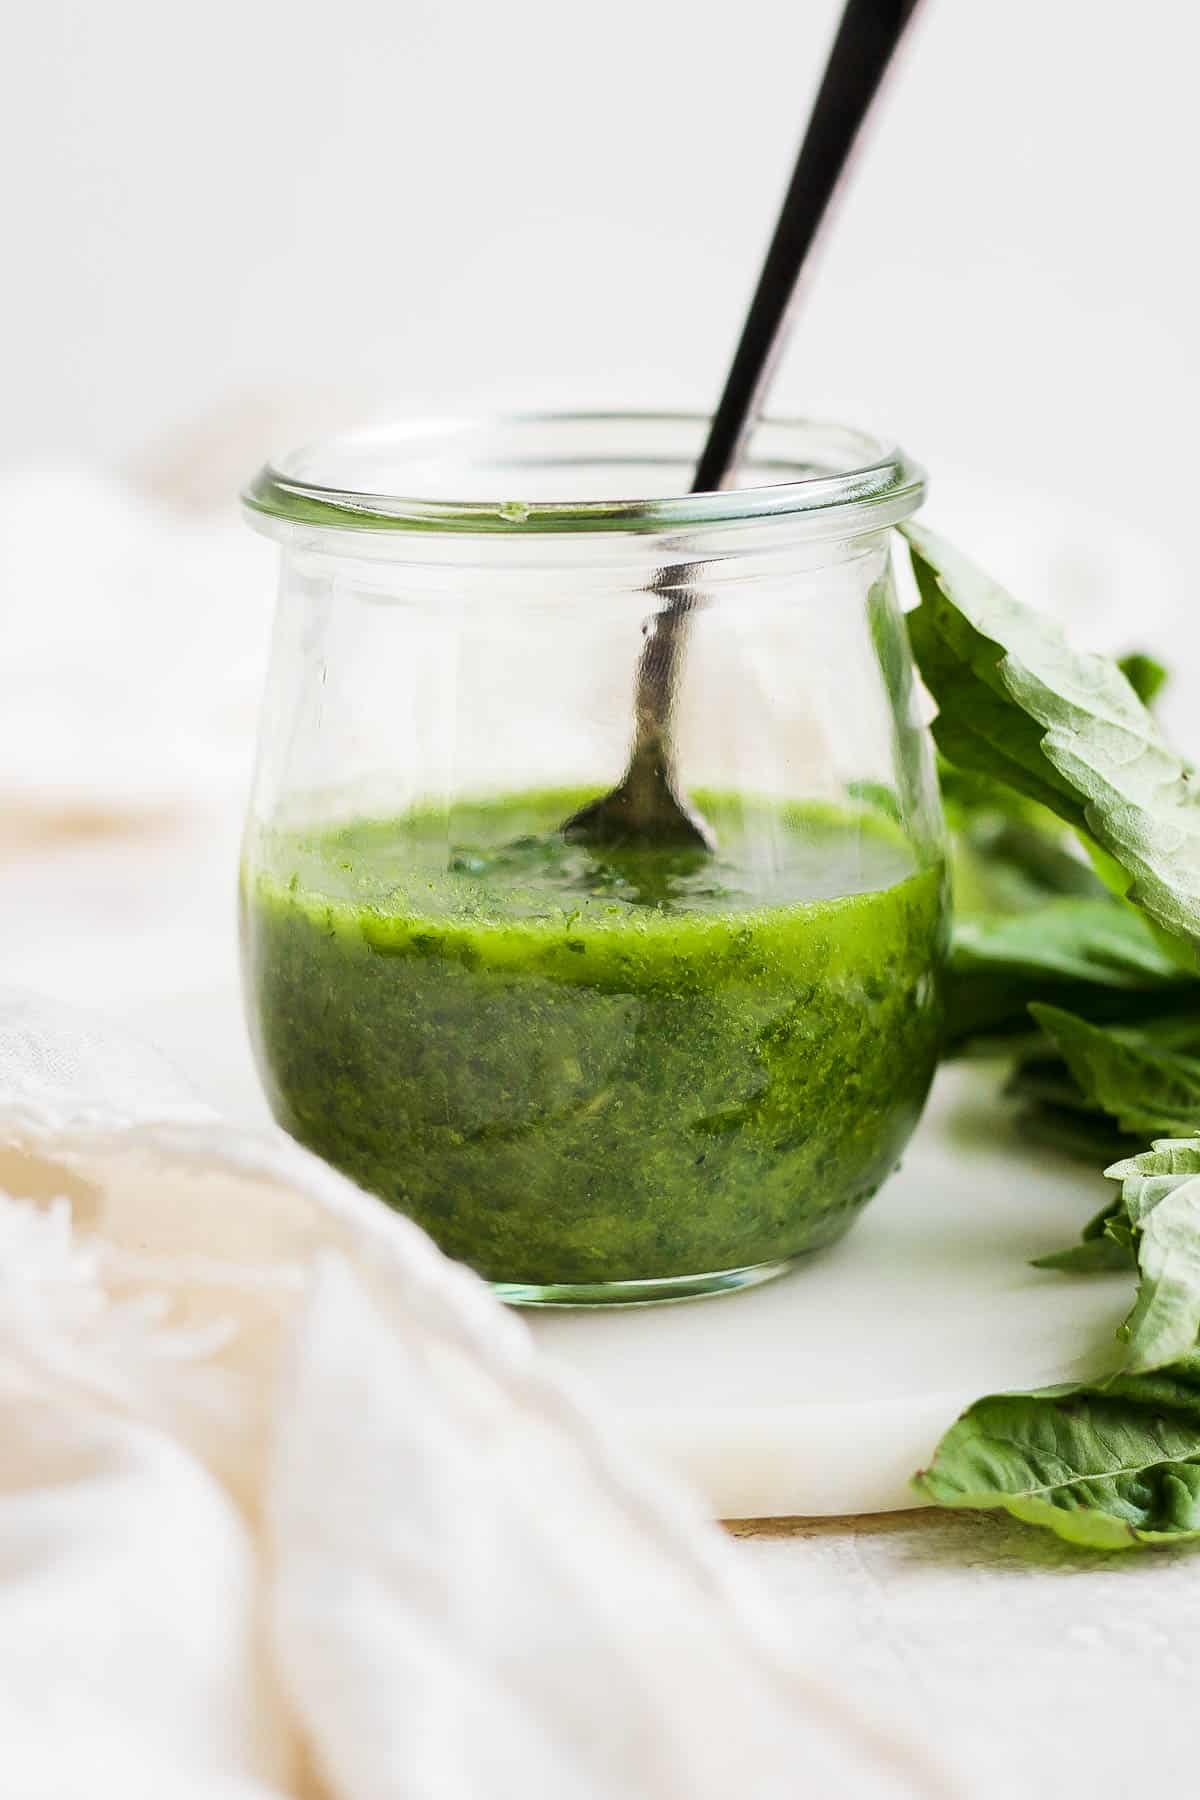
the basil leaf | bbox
[903,523,1200,961]
[907,591,1078,820]
[1032,1197,1138,1271]
[1118,652,1168,710]
[1110,1137,1200,1217]
[950,816,1102,922]
[1033,1234,1135,1273]
[945,899,1192,1045]
[1106,1139,1200,1373]
[938,757,1102,916]
[914,1356,1200,1548]
[957,901,1185,989]
[1030,1004,1200,1137]
[1023,1129,1200,1369]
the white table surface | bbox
[5,816,1196,1799]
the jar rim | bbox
[242,410,926,540]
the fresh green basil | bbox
[1030,1004,1200,1138]
[903,526,1200,1547]
[945,899,1191,1046]
[914,1357,1200,1548]
[1107,1139,1200,1373]
[903,523,1200,964]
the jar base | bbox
[492,1256,797,1309]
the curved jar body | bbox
[240,414,948,1304]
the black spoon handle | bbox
[692,0,924,495]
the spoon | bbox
[563,0,924,850]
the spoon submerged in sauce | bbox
[562,0,924,851]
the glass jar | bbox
[240,413,948,1305]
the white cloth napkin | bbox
[0,988,946,1800]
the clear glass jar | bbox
[240,413,947,1305]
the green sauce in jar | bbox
[241,790,945,1298]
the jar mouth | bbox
[243,411,925,539]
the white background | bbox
[4,0,1198,555]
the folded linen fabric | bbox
[0,989,946,1800]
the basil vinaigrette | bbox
[242,789,945,1295]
